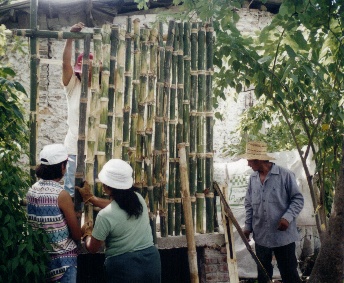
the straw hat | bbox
[237,141,275,160]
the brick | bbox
[204,264,218,273]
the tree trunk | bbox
[308,138,344,283]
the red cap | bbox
[74,52,93,74]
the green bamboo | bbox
[105,24,119,161]
[96,24,111,200]
[189,22,198,231]
[122,17,132,162]
[196,23,206,234]
[168,26,178,236]
[183,22,194,223]
[160,20,175,237]
[146,28,158,243]
[153,22,164,235]
[205,22,214,233]
[29,9,39,184]
[85,28,101,223]
[113,28,126,159]
[136,27,149,192]
[75,35,91,218]
[130,18,140,183]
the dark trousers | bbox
[255,242,301,283]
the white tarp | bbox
[214,148,320,279]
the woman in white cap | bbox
[77,159,161,283]
[26,144,82,282]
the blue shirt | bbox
[244,163,304,248]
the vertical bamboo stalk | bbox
[85,28,101,223]
[75,35,91,218]
[105,24,119,161]
[146,28,158,243]
[95,24,111,201]
[196,23,206,234]
[113,28,126,159]
[205,22,214,233]
[29,0,39,184]
[130,19,140,186]
[160,20,175,237]
[168,26,178,236]
[136,28,149,192]
[153,22,164,236]
[177,22,186,235]
[178,143,199,283]
[183,22,194,223]
[122,17,132,162]
[189,22,198,232]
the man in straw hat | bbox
[239,141,304,283]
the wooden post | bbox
[220,186,239,283]
[178,143,199,283]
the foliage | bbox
[0,42,50,282]
[175,0,344,215]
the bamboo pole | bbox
[84,28,101,223]
[95,24,111,201]
[129,19,140,174]
[10,29,93,40]
[122,17,132,162]
[113,28,126,159]
[168,26,178,236]
[29,0,39,184]
[105,24,119,161]
[189,22,198,229]
[135,27,149,191]
[153,22,164,235]
[178,143,199,283]
[176,22,186,235]
[75,35,91,218]
[183,22,194,223]
[160,20,175,237]
[146,27,158,243]
[220,186,239,283]
[205,22,214,233]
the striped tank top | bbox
[26,180,78,282]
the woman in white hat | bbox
[26,144,82,282]
[77,159,161,283]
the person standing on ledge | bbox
[239,141,304,283]
[62,22,93,196]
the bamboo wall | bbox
[27,18,215,239]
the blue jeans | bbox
[59,266,77,283]
[64,155,77,197]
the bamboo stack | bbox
[25,18,216,239]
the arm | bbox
[88,196,111,209]
[75,181,111,209]
[244,178,253,234]
[281,172,304,224]
[62,22,85,86]
[84,235,104,254]
[58,190,82,241]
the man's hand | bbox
[277,218,289,231]
[70,22,85,32]
[75,181,94,204]
[243,230,251,240]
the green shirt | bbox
[92,192,154,258]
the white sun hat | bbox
[237,141,275,160]
[39,144,70,165]
[98,159,133,190]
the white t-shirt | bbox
[64,74,90,155]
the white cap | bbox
[39,144,69,165]
[98,159,133,190]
